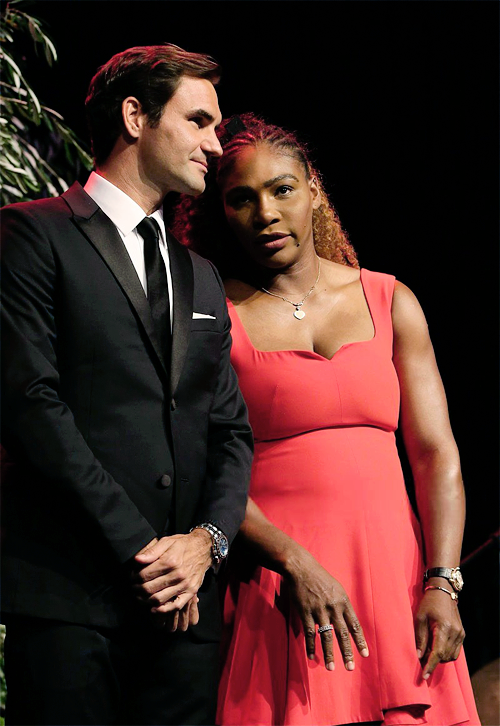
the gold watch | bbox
[423,567,464,592]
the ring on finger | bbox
[318,624,334,634]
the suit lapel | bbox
[167,231,194,397]
[62,183,169,379]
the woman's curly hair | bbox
[171,113,358,278]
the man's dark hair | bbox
[85,44,221,166]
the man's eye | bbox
[190,117,204,128]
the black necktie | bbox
[137,217,171,362]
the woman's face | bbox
[220,143,320,269]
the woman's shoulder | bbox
[391,278,427,315]
[323,261,398,298]
[391,280,430,347]
[322,260,393,285]
[321,259,360,281]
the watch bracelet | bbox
[190,522,227,564]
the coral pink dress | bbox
[217,270,479,726]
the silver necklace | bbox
[261,258,321,320]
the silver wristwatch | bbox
[191,522,229,570]
[423,566,464,592]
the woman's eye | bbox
[226,191,251,208]
[230,196,250,208]
[276,185,294,196]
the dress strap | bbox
[226,299,256,358]
[360,269,396,349]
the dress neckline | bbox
[227,268,377,363]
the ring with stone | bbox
[318,624,334,634]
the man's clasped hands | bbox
[131,529,213,631]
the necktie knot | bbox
[137,217,160,245]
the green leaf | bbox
[44,35,57,65]
[0,160,30,175]
[1,184,25,199]
[0,51,23,81]
[0,1,93,199]
[1,28,14,43]
[27,17,39,43]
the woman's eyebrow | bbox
[263,174,300,188]
[226,175,300,195]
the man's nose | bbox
[202,129,223,158]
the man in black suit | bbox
[1,44,253,726]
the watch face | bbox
[219,537,229,559]
[452,569,464,591]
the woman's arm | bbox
[238,498,369,671]
[392,281,466,678]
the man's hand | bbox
[132,530,212,615]
[152,595,200,632]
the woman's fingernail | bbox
[416,649,422,659]
[361,648,369,658]
[327,662,335,671]
[346,661,355,671]
[423,673,430,680]
[308,654,315,660]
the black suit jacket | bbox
[1,182,253,639]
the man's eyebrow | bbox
[190,108,216,123]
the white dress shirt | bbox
[84,171,173,328]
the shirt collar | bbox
[84,171,165,240]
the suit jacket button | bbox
[170,398,177,411]
[159,474,172,488]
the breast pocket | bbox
[190,318,219,333]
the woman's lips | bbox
[257,234,291,250]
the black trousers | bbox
[3,614,219,726]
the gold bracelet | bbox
[424,585,458,602]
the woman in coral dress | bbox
[173,114,480,726]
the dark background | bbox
[19,0,499,670]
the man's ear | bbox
[310,176,321,210]
[122,96,144,139]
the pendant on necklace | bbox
[294,308,306,320]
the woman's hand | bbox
[415,586,465,679]
[239,498,369,672]
[285,549,369,671]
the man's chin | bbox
[182,178,206,197]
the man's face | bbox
[138,75,223,197]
